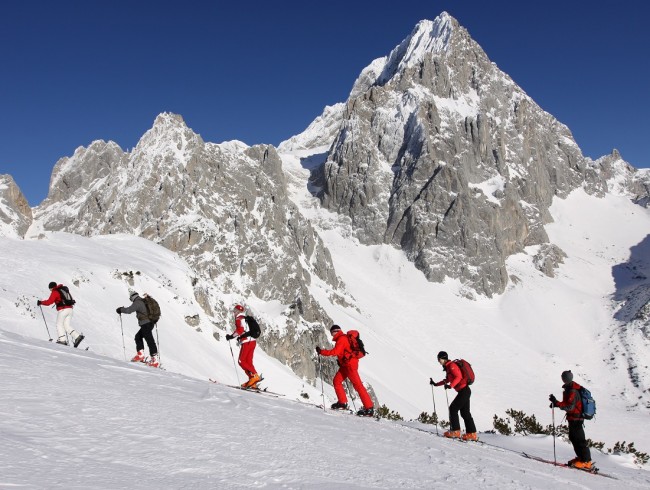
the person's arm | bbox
[40,290,59,307]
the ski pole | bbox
[118,314,126,361]
[318,356,325,411]
[155,324,161,363]
[227,339,241,386]
[38,305,52,341]
[552,405,557,465]
[430,381,439,436]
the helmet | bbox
[233,304,245,313]
[48,282,57,289]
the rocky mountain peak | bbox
[0,175,32,238]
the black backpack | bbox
[245,315,261,339]
[56,285,76,307]
[143,295,161,323]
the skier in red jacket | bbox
[431,351,477,440]
[316,324,374,417]
[549,370,593,470]
[37,281,84,348]
[226,304,260,389]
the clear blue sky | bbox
[2,1,649,205]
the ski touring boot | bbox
[131,350,145,362]
[330,401,349,410]
[461,432,478,442]
[243,373,261,389]
[147,354,160,368]
[357,407,375,417]
[443,430,461,439]
[73,333,85,348]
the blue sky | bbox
[2,1,649,205]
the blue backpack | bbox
[579,386,596,420]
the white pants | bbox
[56,308,78,342]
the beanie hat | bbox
[48,282,57,289]
[561,370,573,383]
[330,324,342,334]
[437,351,449,361]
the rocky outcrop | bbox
[33,113,348,380]
[0,175,32,238]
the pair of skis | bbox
[208,378,283,397]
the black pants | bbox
[449,386,477,433]
[135,322,157,356]
[568,419,591,462]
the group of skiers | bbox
[37,282,161,367]
[38,282,594,470]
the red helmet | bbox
[233,304,245,313]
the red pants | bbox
[238,341,257,375]
[333,358,373,409]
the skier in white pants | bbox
[38,281,84,348]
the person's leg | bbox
[55,310,68,343]
[332,368,348,404]
[141,323,157,356]
[345,361,373,409]
[458,387,477,433]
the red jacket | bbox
[556,381,584,421]
[319,331,353,365]
[434,361,467,392]
[40,285,72,311]
[231,313,254,344]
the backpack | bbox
[347,330,367,359]
[56,285,76,307]
[245,315,261,339]
[578,386,596,420]
[453,359,475,385]
[142,295,161,323]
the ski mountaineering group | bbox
[36,281,598,473]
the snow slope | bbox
[279,148,650,451]
[2,330,649,489]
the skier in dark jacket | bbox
[430,351,477,440]
[117,291,159,367]
[549,370,592,470]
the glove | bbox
[225,334,234,341]
[316,346,321,354]
[549,394,558,406]
[429,377,435,385]
[444,384,451,390]
[116,307,122,314]
[37,300,42,306]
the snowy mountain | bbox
[312,12,649,297]
[1,11,650,479]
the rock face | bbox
[0,175,32,238]
[316,13,621,297]
[33,113,348,381]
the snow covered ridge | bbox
[2,330,650,489]
[0,174,32,238]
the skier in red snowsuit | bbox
[226,304,260,389]
[316,324,374,416]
